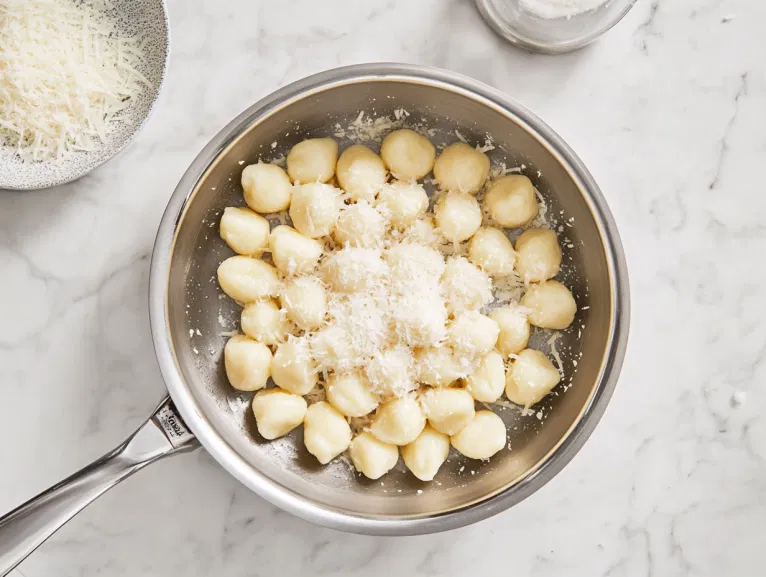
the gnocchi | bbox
[434,190,482,242]
[421,387,476,436]
[289,182,340,238]
[370,397,426,446]
[441,256,493,314]
[252,389,307,440]
[416,346,465,387]
[241,162,292,213]
[505,348,561,407]
[219,207,270,256]
[520,280,577,329]
[325,371,379,417]
[280,276,327,330]
[336,144,387,201]
[334,200,387,248]
[349,432,399,480]
[447,310,500,357]
[287,138,338,184]
[450,410,506,460]
[320,247,388,293]
[241,299,289,346]
[271,338,318,395]
[303,402,352,464]
[433,142,490,194]
[269,225,322,276]
[515,228,562,283]
[380,128,435,181]
[463,351,505,403]
[385,242,445,287]
[401,425,450,481]
[377,181,429,228]
[218,131,579,482]
[490,305,531,356]
[484,175,538,228]
[468,226,517,277]
[365,345,416,398]
[390,293,448,348]
[224,335,272,392]
[218,256,280,303]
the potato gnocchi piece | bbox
[303,401,352,464]
[309,325,355,372]
[380,129,435,181]
[401,425,450,481]
[280,276,327,331]
[416,346,465,387]
[219,207,270,256]
[287,138,338,184]
[336,144,387,201]
[241,299,290,346]
[390,293,448,348]
[447,310,500,357]
[520,280,576,330]
[365,345,417,398]
[241,162,292,214]
[325,371,379,418]
[505,348,561,407]
[224,335,272,392]
[450,410,506,460]
[421,387,476,436]
[271,338,318,395]
[490,305,531,356]
[289,182,341,238]
[484,175,538,228]
[269,225,322,276]
[377,181,429,229]
[320,246,388,293]
[468,227,517,277]
[334,200,387,248]
[252,389,307,440]
[434,190,482,243]
[441,256,493,314]
[433,142,490,194]
[385,242,445,287]
[515,228,562,283]
[404,215,440,246]
[370,397,426,446]
[463,351,506,403]
[349,432,399,480]
[217,256,280,303]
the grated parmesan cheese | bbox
[0,0,150,162]
[547,331,564,376]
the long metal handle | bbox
[0,397,198,576]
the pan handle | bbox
[0,397,198,576]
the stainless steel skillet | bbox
[0,63,630,575]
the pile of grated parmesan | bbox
[0,0,150,162]
[278,200,521,404]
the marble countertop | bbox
[2,0,764,575]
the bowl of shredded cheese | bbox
[0,0,169,190]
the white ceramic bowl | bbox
[0,0,169,191]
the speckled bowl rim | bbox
[0,0,170,191]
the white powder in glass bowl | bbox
[519,0,609,19]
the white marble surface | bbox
[2,0,765,575]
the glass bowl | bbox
[474,0,638,54]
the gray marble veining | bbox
[1,0,764,575]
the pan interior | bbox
[166,79,612,518]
